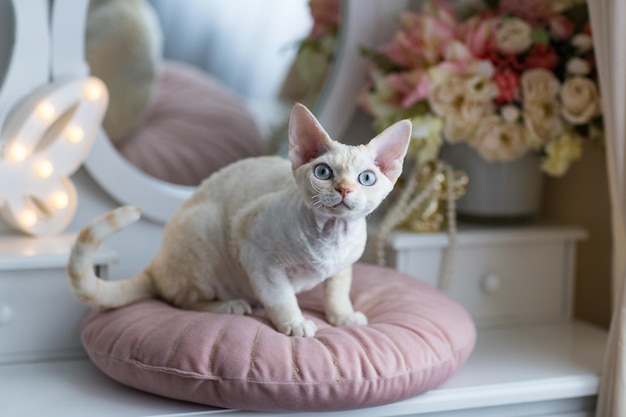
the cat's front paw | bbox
[328,311,368,327]
[277,318,317,337]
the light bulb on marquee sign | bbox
[0,76,108,235]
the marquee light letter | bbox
[0,76,108,235]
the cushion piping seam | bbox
[87,344,474,386]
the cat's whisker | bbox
[310,193,325,209]
[310,183,325,194]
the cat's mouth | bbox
[331,201,352,210]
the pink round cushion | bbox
[116,61,265,186]
[81,264,476,412]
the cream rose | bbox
[442,97,490,143]
[464,74,499,102]
[500,104,520,123]
[494,17,533,54]
[523,99,564,145]
[541,132,583,176]
[460,98,490,122]
[571,34,593,53]
[469,115,530,162]
[521,69,561,103]
[428,75,465,115]
[559,76,600,124]
[565,57,591,76]
[442,108,475,143]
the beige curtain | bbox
[588,0,626,415]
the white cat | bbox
[68,103,411,337]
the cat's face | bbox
[293,144,394,220]
[288,103,412,220]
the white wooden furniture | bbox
[368,225,587,327]
[0,234,116,364]
[0,227,607,417]
[0,314,606,417]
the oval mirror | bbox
[77,0,397,223]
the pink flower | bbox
[443,40,473,62]
[458,16,493,57]
[427,41,497,80]
[381,31,426,69]
[493,69,519,104]
[549,15,574,41]
[421,1,457,28]
[386,70,433,108]
[383,6,458,68]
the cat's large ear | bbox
[288,103,334,169]
[366,120,412,184]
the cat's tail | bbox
[67,206,155,309]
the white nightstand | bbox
[0,233,117,364]
[366,224,587,327]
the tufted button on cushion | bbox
[81,263,476,412]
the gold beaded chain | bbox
[375,161,459,293]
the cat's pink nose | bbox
[336,187,352,198]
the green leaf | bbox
[374,101,432,132]
[562,4,590,31]
[359,45,405,73]
[532,28,550,45]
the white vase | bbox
[440,144,543,222]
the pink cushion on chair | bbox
[116,61,265,186]
[81,264,476,412]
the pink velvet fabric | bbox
[81,264,476,412]
[116,61,265,186]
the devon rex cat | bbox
[68,103,411,337]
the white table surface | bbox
[0,321,607,417]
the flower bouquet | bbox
[359,0,602,177]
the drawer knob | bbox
[0,304,12,325]
[482,274,501,294]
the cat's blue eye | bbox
[358,170,376,186]
[314,164,333,180]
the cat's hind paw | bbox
[278,318,317,337]
[330,311,368,327]
[215,299,253,315]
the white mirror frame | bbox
[71,0,409,224]
[0,0,48,127]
